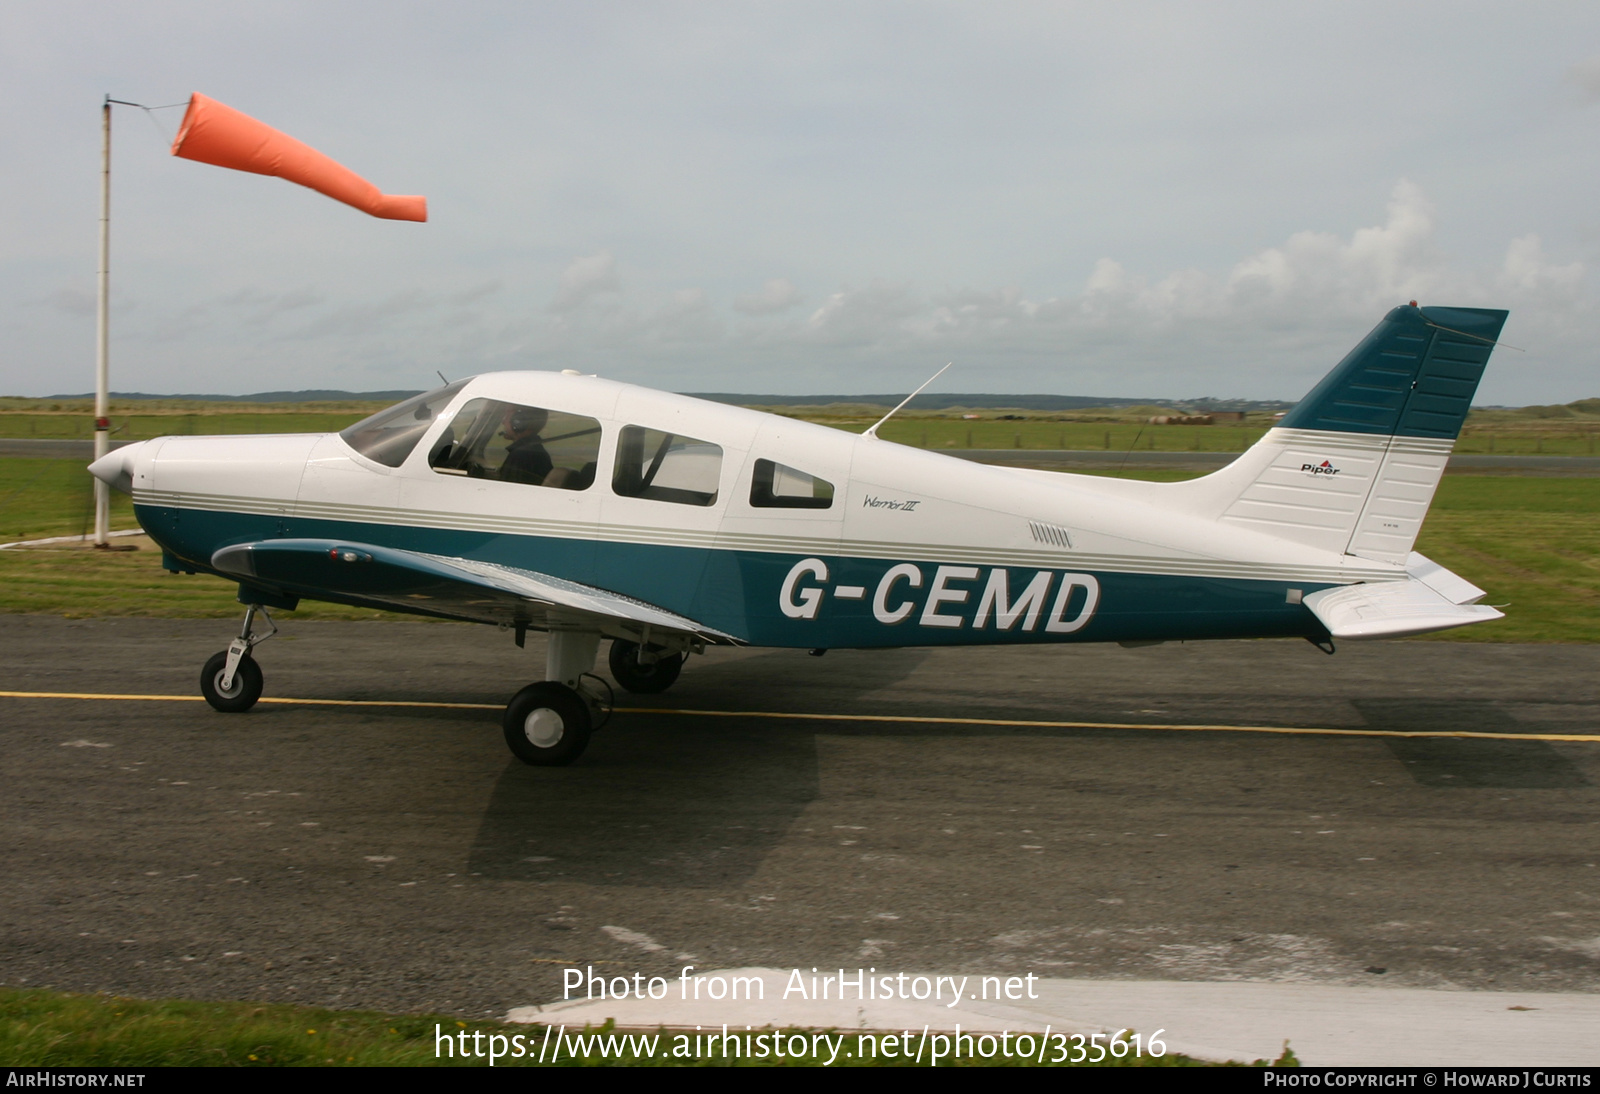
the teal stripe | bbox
[138,505,1339,648]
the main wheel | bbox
[503,682,592,766]
[200,650,263,713]
[607,639,684,694]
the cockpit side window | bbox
[339,381,469,468]
[428,398,602,490]
[612,425,722,506]
[750,459,834,509]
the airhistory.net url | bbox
[435,1023,1167,1065]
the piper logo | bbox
[1301,459,1341,477]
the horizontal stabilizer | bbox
[1303,578,1502,640]
[211,538,738,643]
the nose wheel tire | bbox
[504,682,592,766]
[200,650,264,713]
[608,639,684,694]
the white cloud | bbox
[642,287,720,343]
[550,252,621,312]
[290,290,429,340]
[448,280,504,307]
[792,182,1454,352]
[1224,180,1439,309]
[912,180,1520,345]
[805,281,921,344]
[467,181,1588,400]
[1567,55,1600,103]
[41,182,1592,402]
[1499,235,1584,296]
[733,277,801,315]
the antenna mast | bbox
[863,362,951,439]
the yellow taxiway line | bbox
[3,689,1597,743]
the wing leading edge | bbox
[210,538,740,645]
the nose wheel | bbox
[200,604,275,713]
[201,650,263,712]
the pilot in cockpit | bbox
[499,406,553,484]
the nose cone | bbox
[88,441,144,495]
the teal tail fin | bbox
[1174,304,1510,563]
[1275,304,1508,439]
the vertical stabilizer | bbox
[1206,304,1507,561]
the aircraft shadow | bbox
[466,647,929,888]
[1356,699,1591,789]
[635,645,934,711]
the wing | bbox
[210,538,740,645]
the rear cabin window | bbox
[612,426,723,506]
[428,398,602,490]
[750,459,834,509]
[339,381,468,468]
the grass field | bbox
[0,409,382,443]
[832,416,1599,457]
[1411,477,1599,643]
[3,395,1596,455]
[0,987,1221,1067]
[0,455,1593,640]
[0,456,137,543]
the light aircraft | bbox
[89,303,1507,765]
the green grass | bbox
[5,397,1595,453]
[0,987,1222,1067]
[1410,477,1600,643]
[0,410,374,442]
[0,457,138,542]
[0,547,395,619]
[862,418,1598,455]
[842,418,1277,453]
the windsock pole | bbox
[94,96,111,548]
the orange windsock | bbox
[170,93,426,222]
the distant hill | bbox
[690,393,1300,413]
[685,392,1164,411]
[48,390,426,403]
[47,390,1588,415]
[46,388,1212,410]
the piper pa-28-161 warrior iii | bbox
[90,303,1508,766]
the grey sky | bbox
[3,2,1597,404]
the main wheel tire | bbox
[503,682,592,766]
[200,650,263,713]
[607,639,684,694]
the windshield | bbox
[338,381,469,468]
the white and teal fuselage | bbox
[98,304,1509,651]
